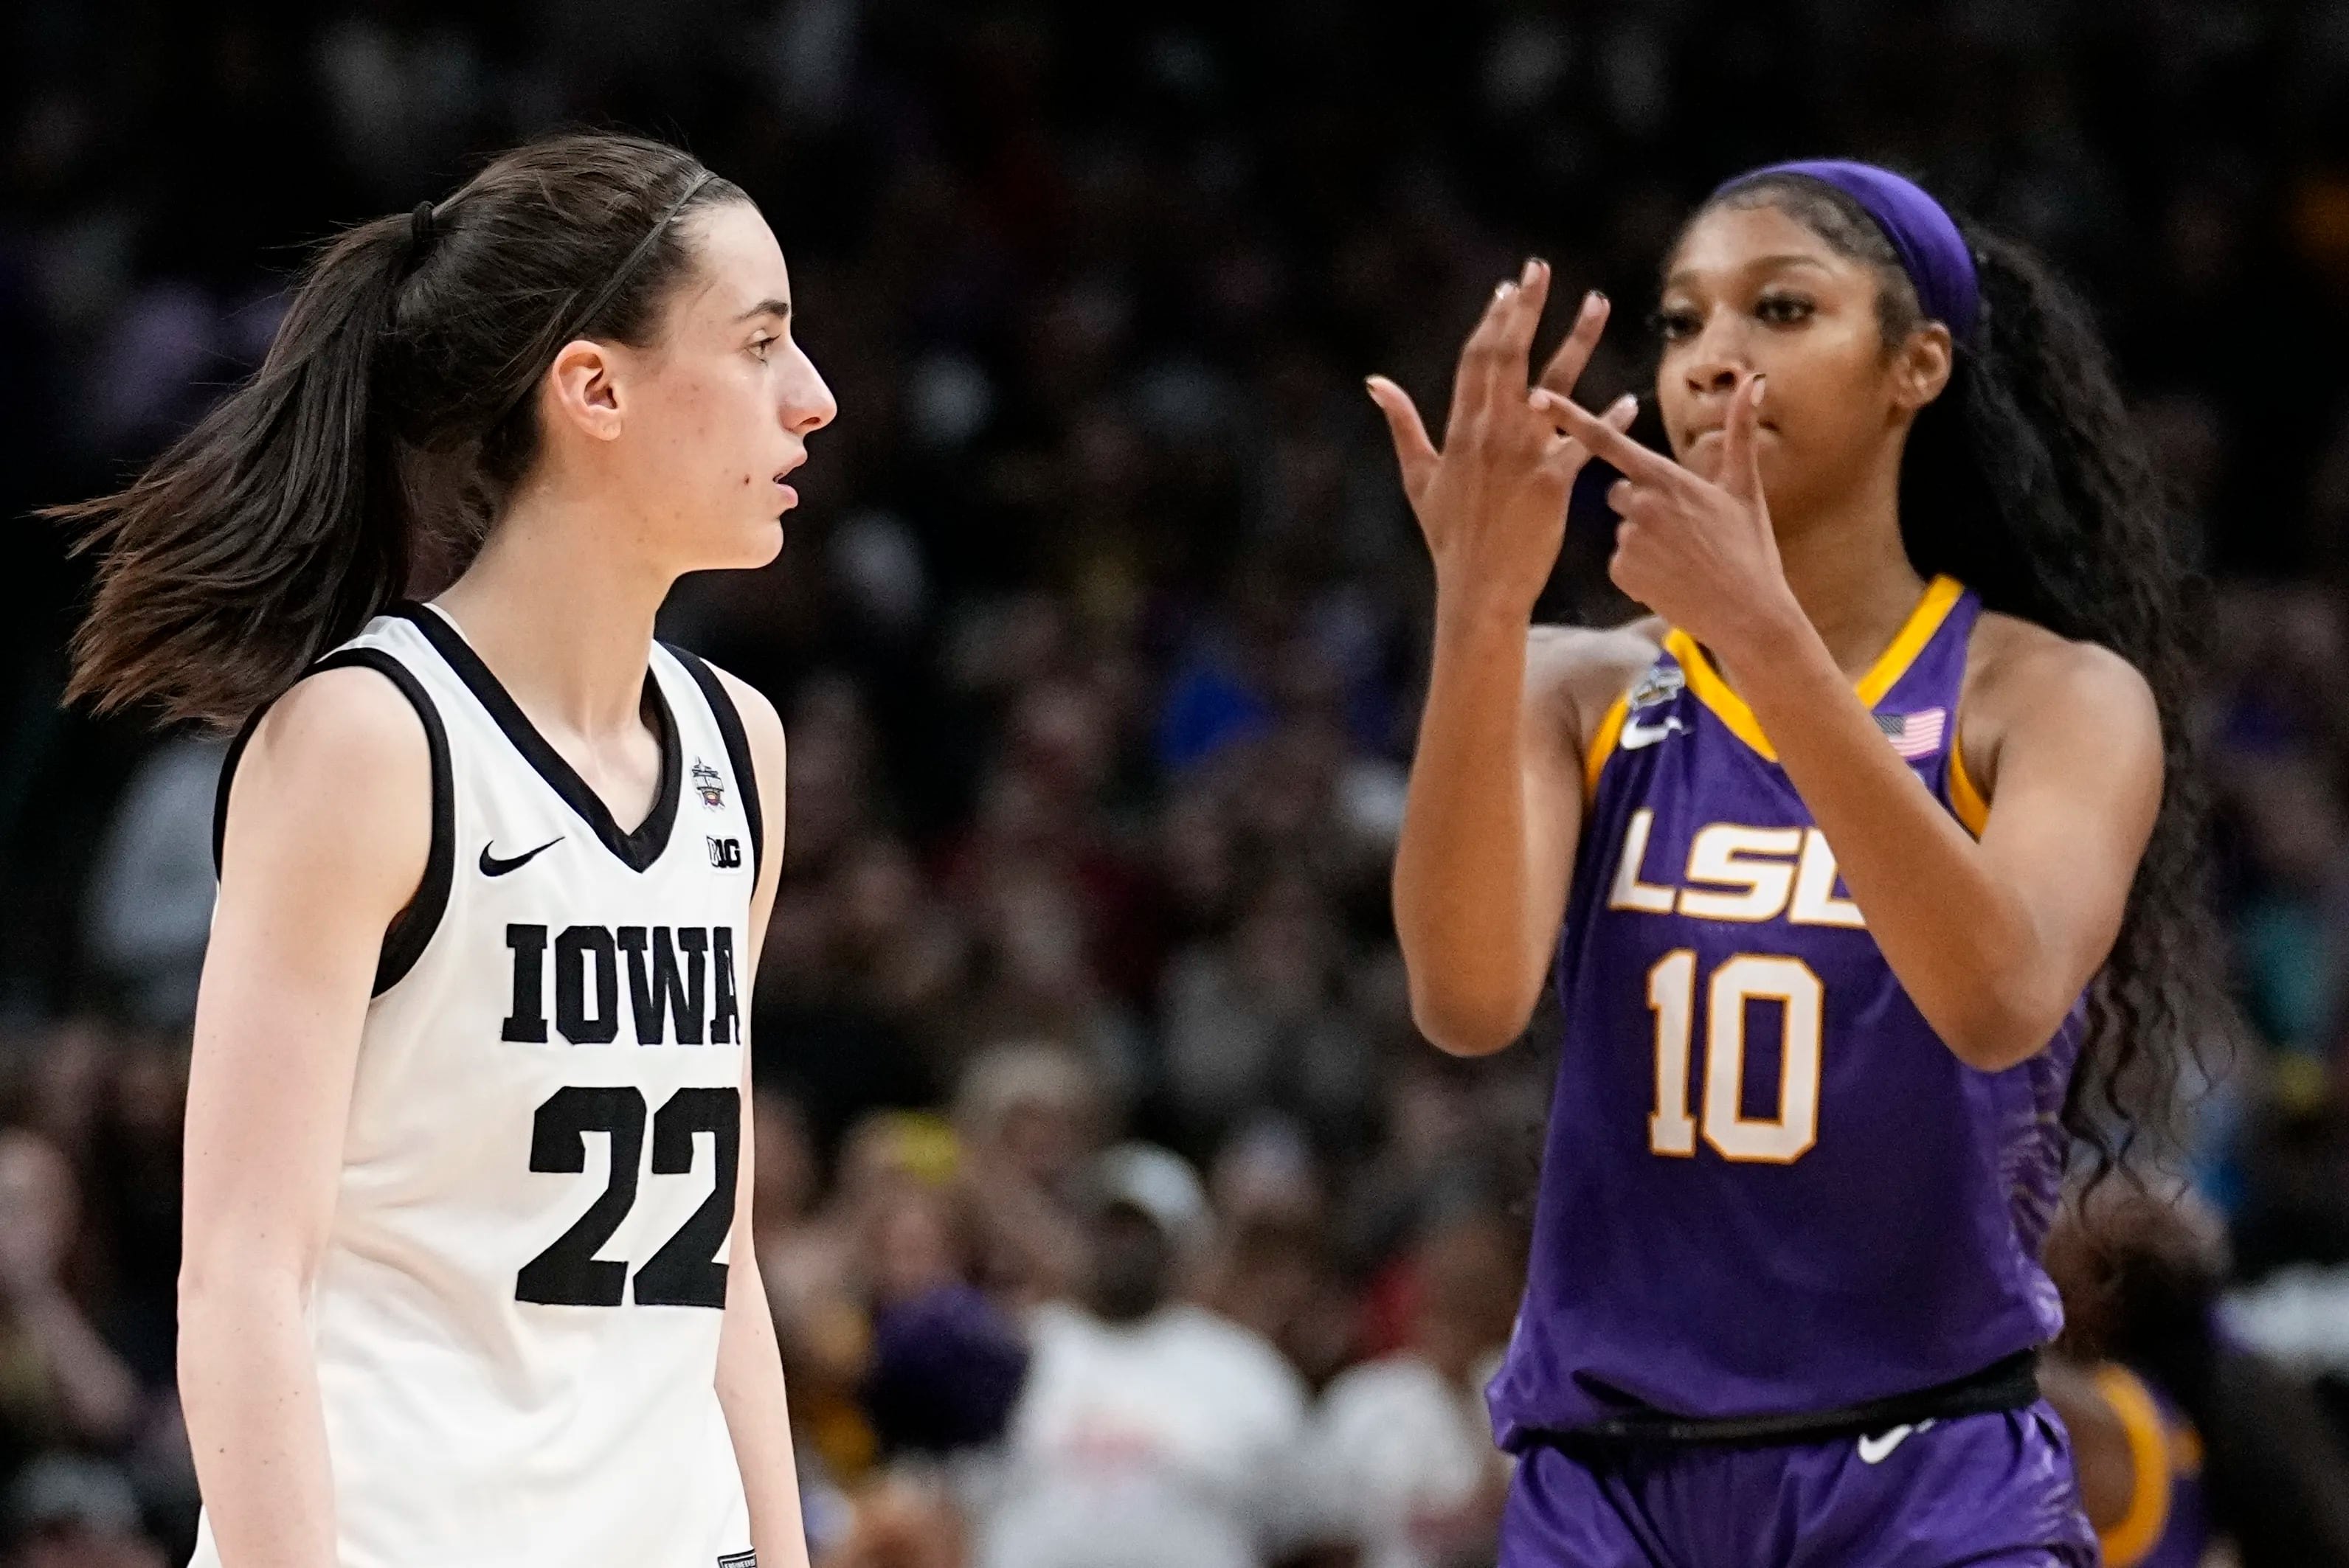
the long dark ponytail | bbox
[52,133,744,728]
[1695,175,2235,1184]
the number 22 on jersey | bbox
[517,1084,741,1308]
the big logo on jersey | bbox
[499,923,741,1046]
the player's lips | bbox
[1685,421,1777,444]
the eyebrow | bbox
[735,298,792,322]
[1661,254,1835,291]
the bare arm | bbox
[1394,622,1649,1055]
[1737,617,2158,1069]
[1371,260,1639,1055]
[181,668,430,1568]
[708,670,812,1568]
[1551,378,2162,1071]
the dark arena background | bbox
[3,3,2348,1565]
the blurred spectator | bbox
[1201,1118,1357,1389]
[859,1182,1027,1458]
[2045,1183,2349,1567]
[816,1471,968,1568]
[976,1143,1310,1568]
[952,1043,1101,1308]
[1305,1207,1520,1568]
[0,1131,138,1482]
[78,737,221,1030]
[2,1453,162,1568]
[1160,873,1375,1151]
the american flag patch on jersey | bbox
[1876,707,1946,759]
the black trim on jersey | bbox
[663,642,763,879]
[395,603,682,874]
[1517,1349,2041,1451]
[212,649,455,997]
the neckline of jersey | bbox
[1661,575,1965,766]
[394,602,684,875]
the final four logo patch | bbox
[691,758,727,811]
[1627,665,1686,712]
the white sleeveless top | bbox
[190,605,763,1568]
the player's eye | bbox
[748,334,777,361]
[1755,293,1815,327]
[1652,306,1702,342]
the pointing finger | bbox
[1720,372,1768,507]
[1538,392,1636,480]
[1532,389,1688,489]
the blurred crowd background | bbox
[4,1,2349,1565]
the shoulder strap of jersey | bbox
[212,648,456,996]
[661,643,764,879]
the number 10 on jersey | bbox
[1645,950,1824,1164]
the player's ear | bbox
[1890,322,1954,414]
[544,339,625,441]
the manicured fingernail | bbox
[1750,374,1767,401]
[1495,280,1514,301]
[1522,258,1541,285]
[1611,393,1637,415]
[1586,291,1607,313]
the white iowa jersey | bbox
[191,604,763,1568]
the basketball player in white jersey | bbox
[52,135,835,1567]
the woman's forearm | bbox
[179,1266,339,1568]
[1727,615,2072,1069]
[1392,597,1550,1055]
[717,1246,812,1568]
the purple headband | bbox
[1715,159,1979,346]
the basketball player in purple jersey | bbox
[1367,161,2227,1565]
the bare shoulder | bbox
[1966,610,2155,723]
[1962,611,2159,790]
[239,665,431,811]
[1527,614,1669,751]
[221,664,432,911]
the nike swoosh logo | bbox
[479,837,563,877]
[1619,714,1686,751]
[1855,1419,1934,1464]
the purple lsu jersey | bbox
[1488,576,2085,1447]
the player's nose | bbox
[1678,309,1751,400]
[780,341,837,436]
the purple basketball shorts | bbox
[1498,1401,2099,1567]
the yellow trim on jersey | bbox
[2093,1363,2175,1568]
[1948,729,1991,837]
[1664,628,1777,758]
[1585,690,1632,802]
[1855,574,1965,706]
[1662,575,1967,766]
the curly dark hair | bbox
[1686,172,2236,1187]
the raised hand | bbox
[1367,259,1636,622]
[1535,371,1800,659]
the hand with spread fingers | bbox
[1535,370,1802,662]
[1367,258,1638,622]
